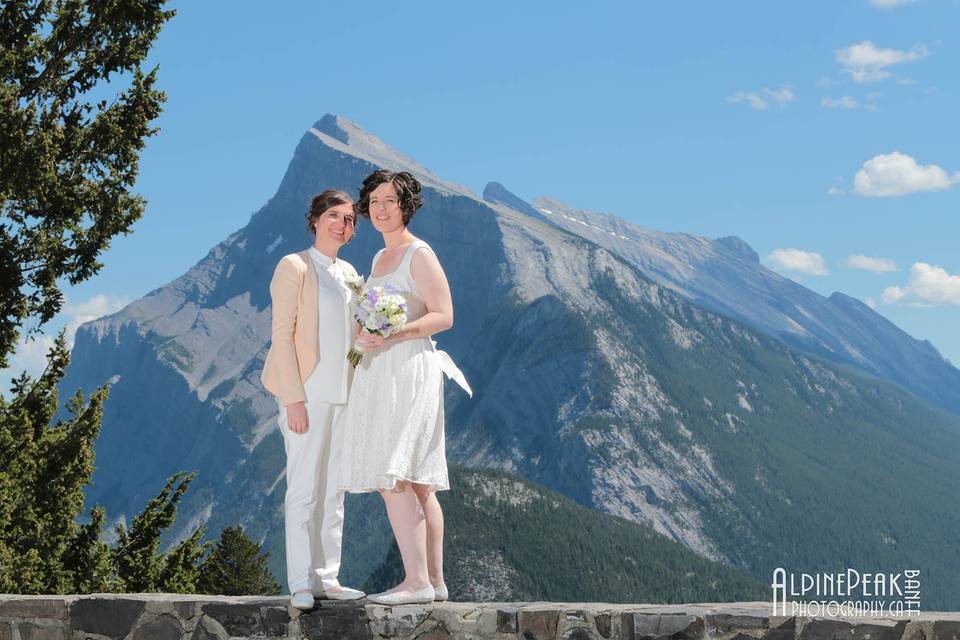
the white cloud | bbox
[882,263,960,306]
[727,84,795,110]
[62,294,129,339]
[847,254,898,273]
[767,249,829,276]
[868,0,917,7]
[821,96,879,111]
[835,41,927,83]
[853,151,959,197]
[0,293,129,392]
[822,96,859,109]
[864,297,878,309]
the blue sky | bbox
[4,0,959,389]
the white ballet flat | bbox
[368,585,435,605]
[315,585,366,601]
[290,591,315,610]
[433,583,448,601]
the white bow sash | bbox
[430,340,473,397]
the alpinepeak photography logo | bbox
[772,568,921,617]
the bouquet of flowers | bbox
[347,284,408,366]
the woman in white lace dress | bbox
[338,170,469,605]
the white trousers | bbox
[278,398,345,594]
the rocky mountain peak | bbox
[306,114,472,199]
[714,236,759,263]
[482,182,557,228]
[311,113,350,144]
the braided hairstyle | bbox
[356,170,423,226]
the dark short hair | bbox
[356,170,423,226]
[306,189,354,234]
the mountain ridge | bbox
[482,184,959,415]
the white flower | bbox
[344,272,365,294]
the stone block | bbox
[0,622,11,640]
[263,607,290,636]
[594,613,612,639]
[762,618,797,640]
[174,602,199,623]
[708,613,772,634]
[404,618,451,640]
[497,607,518,634]
[518,608,560,640]
[17,622,69,640]
[623,613,704,640]
[70,598,144,639]
[557,608,609,640]
[199,604,288,638]
[932,622,960,640]
[299,604,370,640]
[799,619,904,640]
[131,615,183,640]
[191,615,228,640]
[423,604,494,638]
[0,599,69,620]
[383,605,431,636]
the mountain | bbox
[483,185,960,416]
[61,115,960,607]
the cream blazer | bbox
[260,250,359,406]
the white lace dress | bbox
[337,240,468,493]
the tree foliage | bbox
[0,332,106,592]
[198,526,281,596]
[0,0,175,368]
[0,1,273,597]
[0,338,208,593]
[112,472,208,593]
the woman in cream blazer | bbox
[260,189,364,610]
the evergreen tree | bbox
[113,472,209,593]
[0,336,208,593]
[0,334,107,593]
[198,526,281,596]
[0,0,200,596]
[0,0,175,367]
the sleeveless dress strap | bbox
[369,248,386,277]
[402,240,434,277]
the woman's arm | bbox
[265,256,309,432]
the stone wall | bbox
[1,596,958,640]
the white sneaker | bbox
[368,585,435,606]
[290,590,315,610]
[315,585,366,601]
[433,583,448,602]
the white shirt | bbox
[302,247,353,405]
